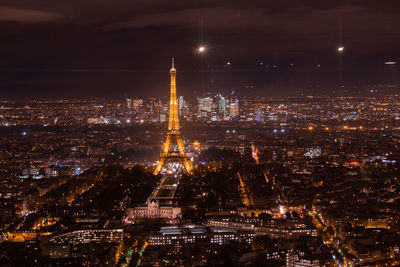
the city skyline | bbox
[1,2,400,266]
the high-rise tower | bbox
[154,58,193,175]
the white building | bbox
[124,200,181,223]
[198,97,214,119]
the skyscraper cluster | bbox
[197,94,239,121]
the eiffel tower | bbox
[154,58,193,175]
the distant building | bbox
[206,217,317,239]
[148,224,256,246]
[254,107,265,122]
[132,98,143,112]
[45,229,123,245]
[126,98,133,109]
[229,100,240,118]
[286,252,333,267]
[124,200,181,223]
[160,114,167,123]
[41,229,123,262]
[198,97,214,119]
[217,95,228,120]
[178,96,185,117]
[304,147,322,158]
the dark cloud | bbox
[0,6,60,22]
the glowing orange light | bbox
[193,141,200,150]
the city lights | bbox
[1,1,399,265]
[2,80,400,267]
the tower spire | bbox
[170,57,176,74]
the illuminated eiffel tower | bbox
[154,58,193,175]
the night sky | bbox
[0,0,399,99]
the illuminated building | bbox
[125,199,181,222]
[45,229,123,245]
[41,229,123,262]
[304,147,322,158]
[132,98,143,112]
[254,107,265,122]
[198,96,214,119]
[160,114,167,123]
[286,253,330,267]
[217,95,228,120]
[154,59,193,175]
[148,225,255,246]
[178,96,186,117]
[228,99,240,118]
[206,217,317,239]
[5,231,52,242]
[126,98,132,109]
